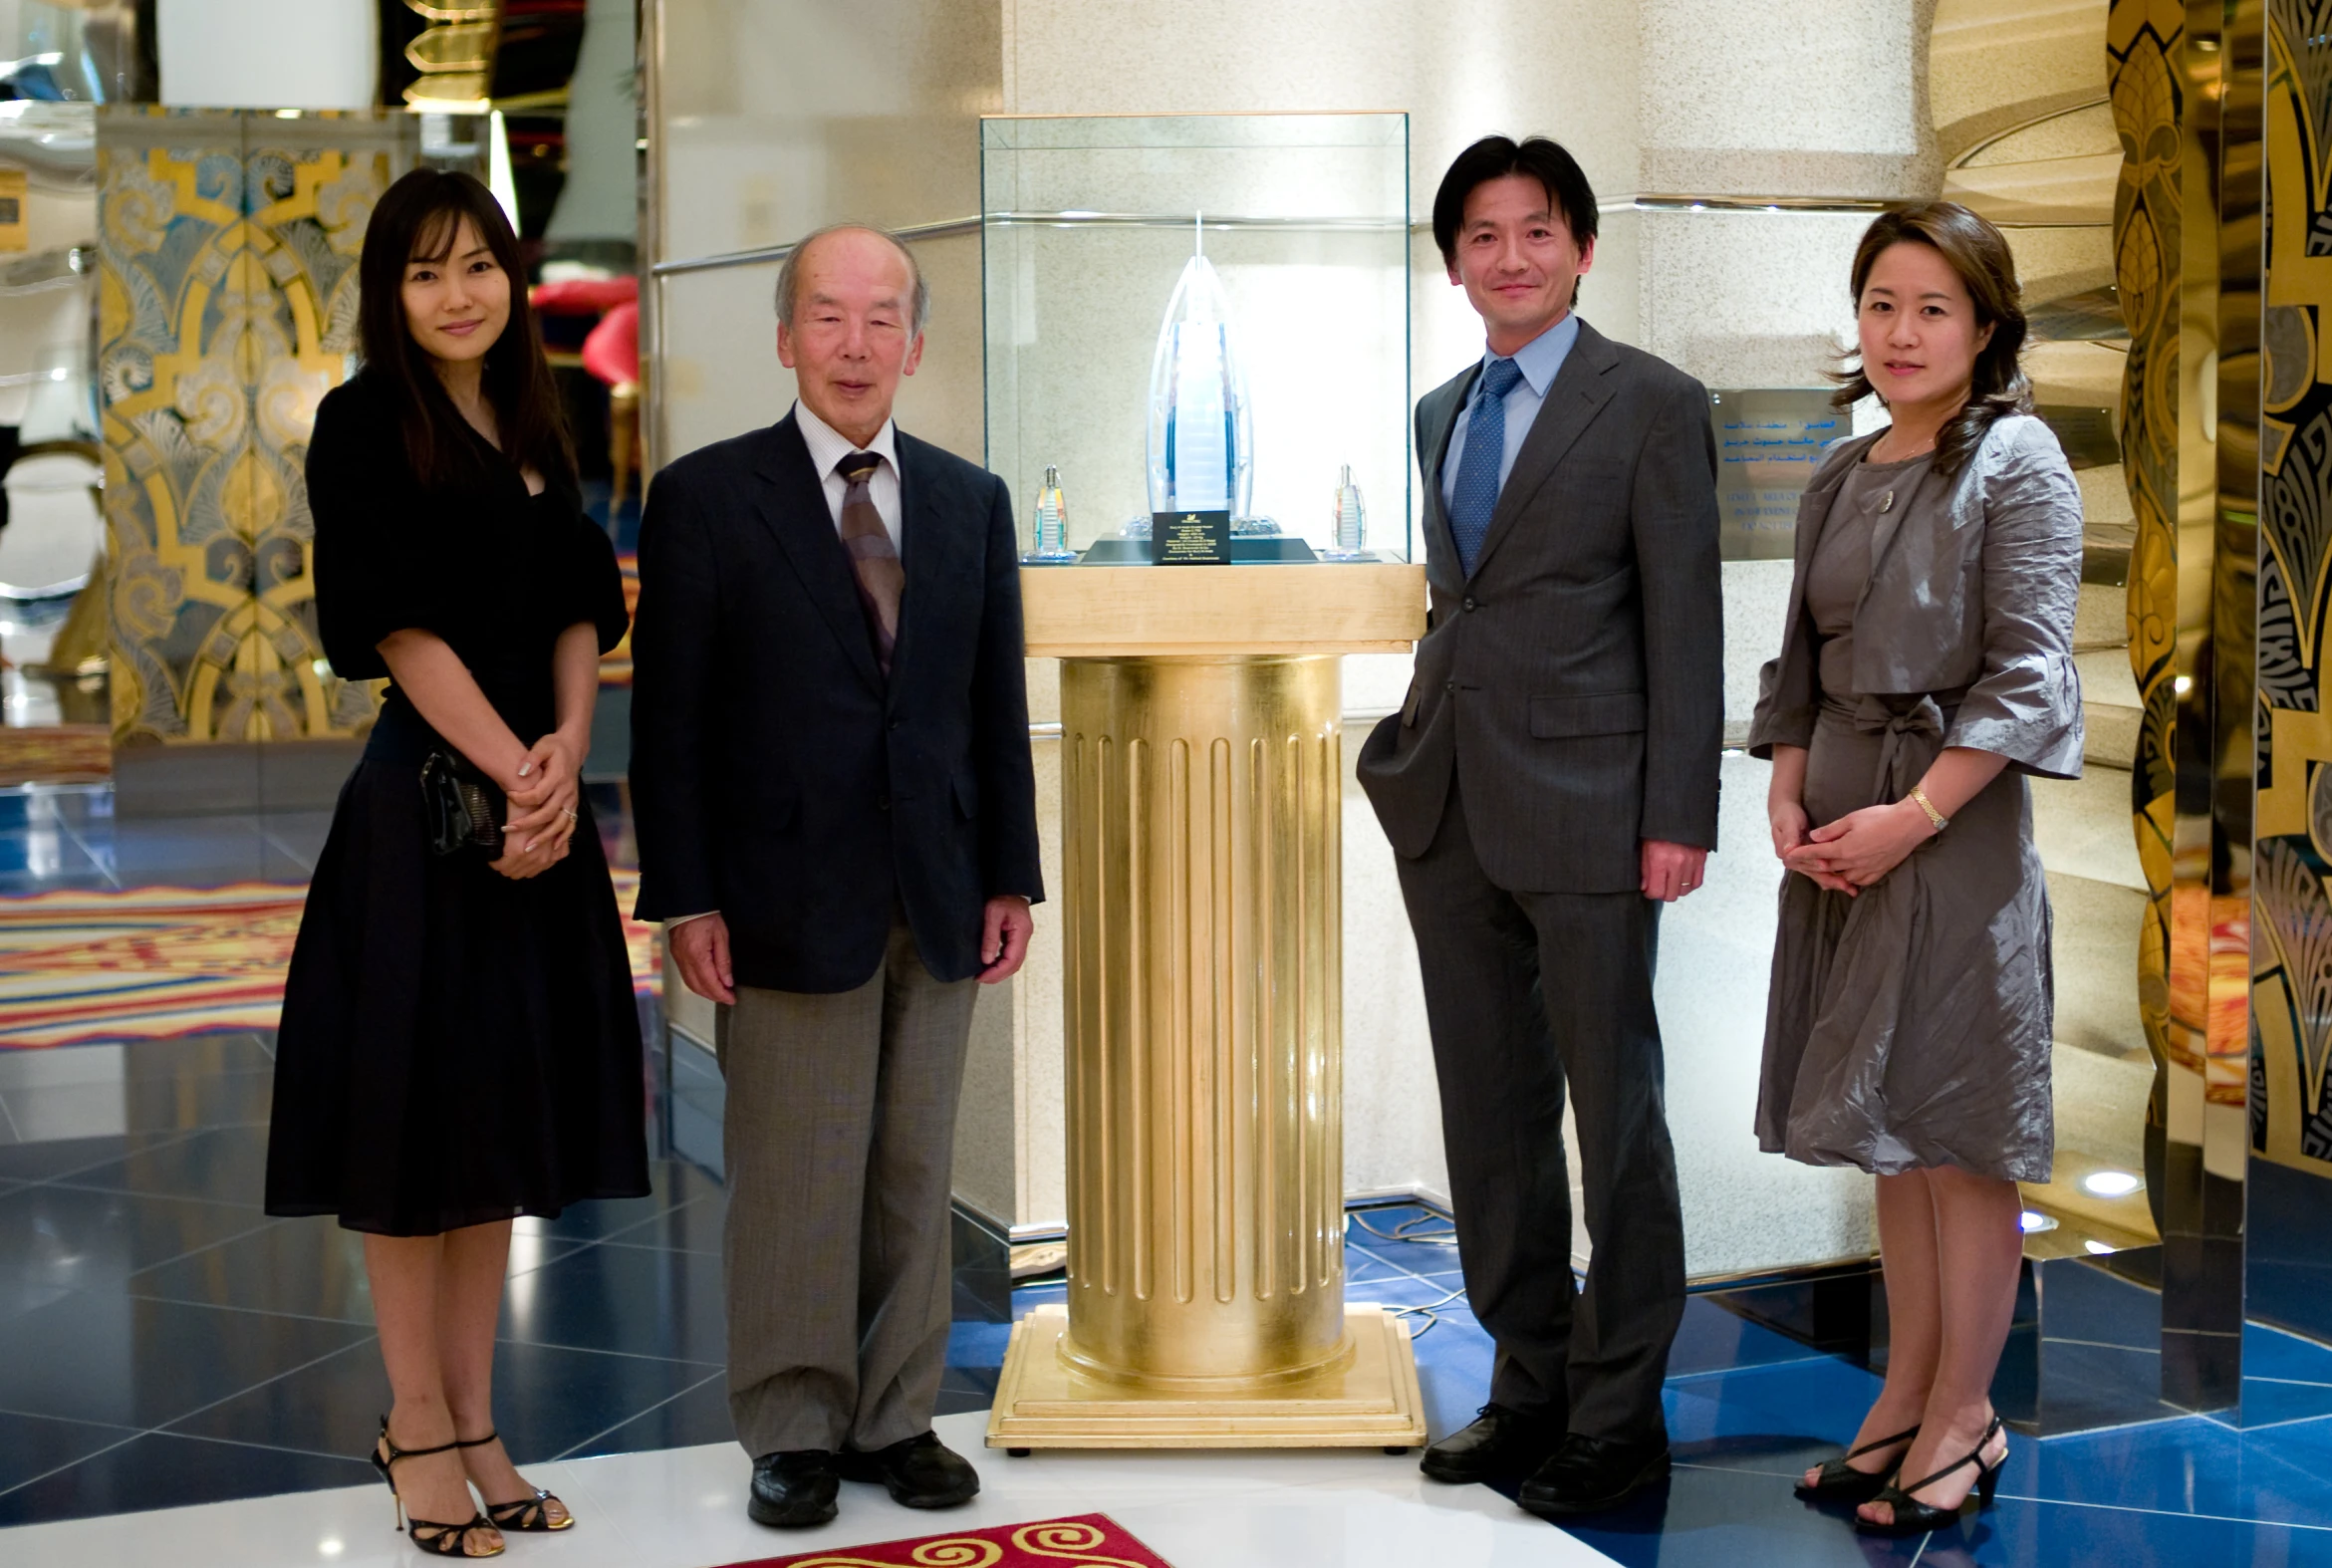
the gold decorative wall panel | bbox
[97,110,408,746]
[2255,1,2332,1176]
[2235,0,2332,1412]
[2110,0,2183,1155]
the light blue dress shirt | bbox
[1438,312,1582,513]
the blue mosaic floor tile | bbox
[0,1431,377,1527]
[2247,1321,2332,1387]
[1556,1461,1927,1568]
[1669,1294,1831,1379]
[164,1333,719,1466]
[125,1215,390,1323]
[0,1408,138,1495]
[2240,1377,2332,1430]
[1996,1411,2330,1527]
[0,1289,372,1430]
[561,1369,733,1459]
[54,1123,271,1209]
[495,1238,727,1365]
[0,1179,276,1299]
[511,1158,725,1245]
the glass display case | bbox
[980,113,1411,564]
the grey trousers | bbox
[714,915,978,1457]
[1393,785,1685,1443]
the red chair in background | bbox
[581,302,642,515]
[530,276,643,517]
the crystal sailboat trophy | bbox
[1145,215,1251,564]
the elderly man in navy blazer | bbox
[631,223,1041,1531]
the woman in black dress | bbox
[265,169,648,1557]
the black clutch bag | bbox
[419,750,506,857]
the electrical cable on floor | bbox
[1388,1283,1469,1340]
[1350,1209,1457,1247]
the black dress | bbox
[264,371,649,1236]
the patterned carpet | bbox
[716,1515,1171,1568]
[0,725,111,786]
[0,872,658,1048]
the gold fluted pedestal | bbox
[989,565,1428,1452]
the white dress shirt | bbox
[793,397,904,552]
[666,399,904,934]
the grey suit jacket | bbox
[1745,413,2084,777]
[1356,318,1723,893]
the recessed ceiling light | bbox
[2082,1171,2143,1197]
[2019,1210,2058,1233]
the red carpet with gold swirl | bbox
[0,872,659,1048]
[715,1514,1171,1568]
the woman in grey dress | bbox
[1747,202,2083,1536]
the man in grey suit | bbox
[1357,135,1721,1519]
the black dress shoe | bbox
[1420,1405,1567,1485]
[836,1432,980,1509]
[749,1449,839,1528]
[1518,1434,1671,1518]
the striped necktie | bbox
[836,450,904,676]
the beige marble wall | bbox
[1001,0,1638,213]
[1638,0,1940,197]
[650,0,1001,465]
[655,0,1000,254]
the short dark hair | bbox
[1430,135,1600,267]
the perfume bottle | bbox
[1146,215,1253,519]
[1028,464,1074,561]
[1332,465,1367,557]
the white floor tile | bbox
[0,1414,1621,1568]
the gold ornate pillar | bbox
[987,565,1429,1448]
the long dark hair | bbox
[356,168,572,490]
[1831,201,2032,479]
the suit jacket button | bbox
[1463,597,1476,612]
[1444,680,1455,693]
[878,795,891,811]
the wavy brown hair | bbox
[1831,200,2032,479]
[356,168,573,491]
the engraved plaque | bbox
[1708,389,1842,561]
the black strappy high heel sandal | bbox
[455,1430,575,1533]
[368,1417,504,1557]
[1793,1422,1920,1502]
[1855,1415,2005,1537]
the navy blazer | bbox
[629,412,1043,992]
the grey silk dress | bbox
[1747,413,2085,1183]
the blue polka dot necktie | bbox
[1448,356,1523,577]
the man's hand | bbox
[668,914,736,1004]
[1641,839,1708,902]
[979,896,1034,984]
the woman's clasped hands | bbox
[1773,797,1936,896]
[493,730,585,879]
